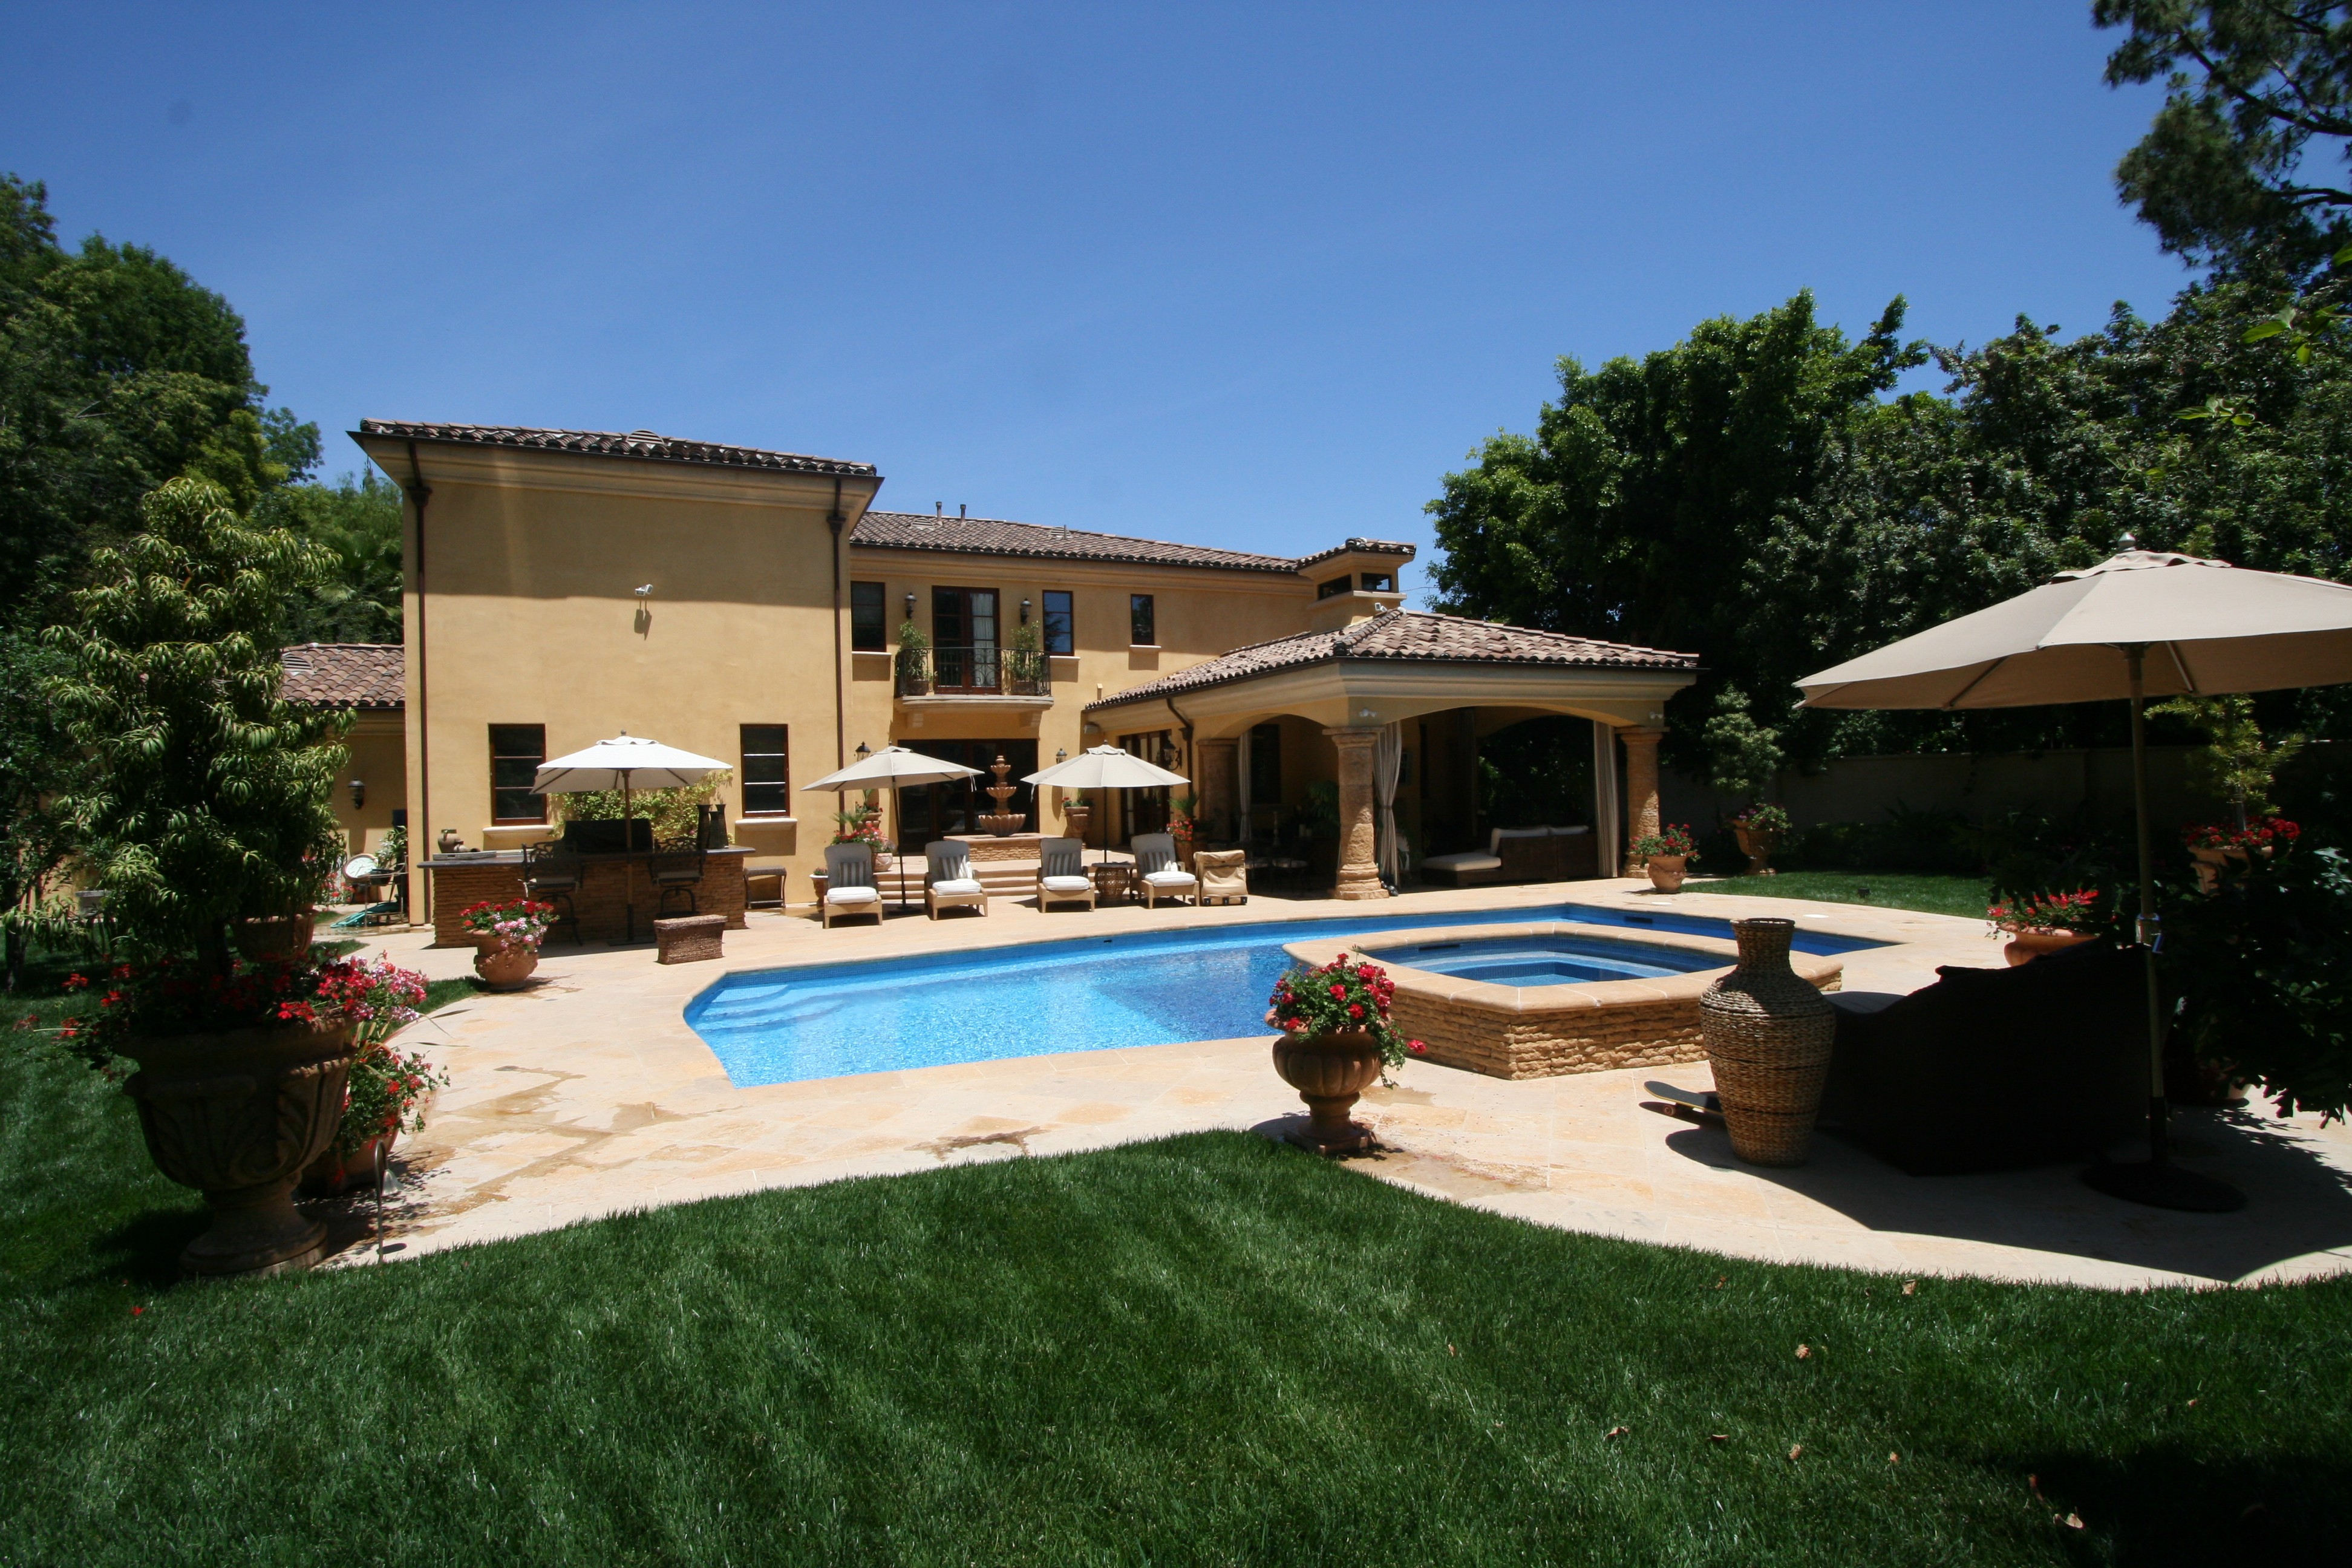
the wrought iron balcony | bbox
[895,645,1050,698]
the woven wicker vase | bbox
[1700,918,1836,1167]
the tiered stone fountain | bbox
[975,754,1028,836]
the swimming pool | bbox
[685,901,1886,1088]
[1356,932,1728,986]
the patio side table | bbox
[1089,861,1137,904]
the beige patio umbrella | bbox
[1024,745,1190,864]
[533,733,731,942]
[802,745,985,910]
[1798,549,2352,1212]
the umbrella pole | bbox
[2081,646,2245,1213]
[622,775,636,944]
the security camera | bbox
[634,584,653,596]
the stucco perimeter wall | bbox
[1285,924,1841,1082]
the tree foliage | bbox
[46,479,348,981]
[2098,1,2352,273]
[255,469,404,643]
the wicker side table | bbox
[655,913,726,965]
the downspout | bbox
[403,441,433,921]
[828,475,846,769]
[1167,694,1197,817]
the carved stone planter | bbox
[1270,1028,1383,1154]
[1061,805,1091,843]
[1646,854,1688,893]
[1733,826,1779,877]
[301,1129,391,1198]
[120,1022,355,1276]
[234,912,316,962]
[1700,918,1835,1167]
[473,940,540,990]
[2003,927,2097,967]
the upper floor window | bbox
[1130,593,1155,646]
[740,724,790,815]
[1042,590,1074,655]
[1318,575,1351,599]
[850,581,886,651]
[489,724,546,824]
[1359,571,1394,593]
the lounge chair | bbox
[923,840,988,920]
[1133,833,1198,908]
[1192,848,1247,905]
[1036,837,1096,913]
[821,842,884,928]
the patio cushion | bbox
[1422,851,1503,872]
[825,884,881,905]
[1143,869,1197,886]
[1041,875,1093,893]
[930,878,984,895]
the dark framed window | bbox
[1359,571,1394,592]
[1129,593,1155,646]
[1318,575,1351,599]
[1042,589,1074,655]
[489,725,546,824]
[850,581,886,651]
[1249,722,1282,804]
[741,724,789,815]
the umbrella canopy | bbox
[1794,549,2352,1215]
[1022,745,1189,791]
[1797,550,2352,711]
[801,745,983,793]
[533,733,731,793]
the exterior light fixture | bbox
[1021,598,1031,624]
[1056,748,1067,764]
[903,592,916,619]
[634,584,653,597]
[348,779,365,808]
[855,741,871,759]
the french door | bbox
[931,587,999,692]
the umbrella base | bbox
[2080,1158,2246,1214]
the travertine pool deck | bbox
[345,878,2352,1290]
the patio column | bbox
[1324,725,1387,900]
[1196,736,1239,844]
[1620,725,1665,869]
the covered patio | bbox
[1081,610,1701,897]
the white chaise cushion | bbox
[1423,851,1503,872]
[1143,869,1197,887]
[1041,875,1093,893]
[826,884,881,905]
[930,878,984,895]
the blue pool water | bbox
[685,902,1886,1088]
[1357,932,1725,986]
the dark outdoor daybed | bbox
[1819,937,2149,1175]
[1420,825,1599,886]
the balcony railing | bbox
[895,645,1049,697]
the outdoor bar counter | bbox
[422,847,753,946]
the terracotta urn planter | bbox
[2003,927,2097,967]
[1062,804,1091,843]
[119,1021,355,1275]
[1700,918,1836,1166]
[234,912,316,962]
[1733,826,1780,877]
[472,939,540,989]
[1646,854,1688,893]
[301,1129,391,1198]
[1270,1028,1383,1154]
[2189,844,2246,895]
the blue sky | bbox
[4,2,2190,575]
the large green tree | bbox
[256,469,404,644]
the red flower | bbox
[1329,984,1347,999]
[1408,1039,1426,1055]
[1347,1003,1365,1019]
[61,973,88,991]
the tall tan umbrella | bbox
[1798,550,2352,1213]
[1024,745,1189,864]
[802,745,985,910]
[534,733,731,942]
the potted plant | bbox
[45,478,358,1275]
[1264,954,1425,1154]
[1987,887,2103,965]
[1633,824,1697,892]
[1062,791,1092,844]
[1729,802,1791,877]
[459,897,557,988]
[1168,794,1198,861]
[2183,817,2299,893]
[299,956,444,1196]
[894,620,931,696]
[832,805,893,871]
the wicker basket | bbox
[655,913,726,965]
[1700,917,1835,1166]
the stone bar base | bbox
[425,849,750,946]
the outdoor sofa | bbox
[1420,825,1598,886]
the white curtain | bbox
[1236,728,1252,835]
[1375,722,1404,884]
[1590,720,1621,878]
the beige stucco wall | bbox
[329,713,408,861]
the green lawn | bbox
[4,1005,2347,1564]
[1688,870,1994,920]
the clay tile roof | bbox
[354,420,878,478]
[1291,537,1419,569]
[278,643,404,710]
[852,511,1301,573]
[1085,610,1696,708]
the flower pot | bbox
[234,912,316,962]
[1733,825,1779,877]
[301,1129,392,1198]
[472,940,540,989]
[2003,927,2097,967]
[1646,854,1687,893]
[119,1022,355,1275]
[2188,843,2247,895]
[437,828,464,854]
[1270,1028,1384,1154]
[1062,805,1091,842]
[1701,918,1835,1167]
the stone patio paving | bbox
[344,878,2352,1290]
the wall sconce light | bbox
[903,592,916,619]
[1056,748,1067,764]
[348,779,365,809]
[1021,598,1031,624]
[855,740,872,759]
